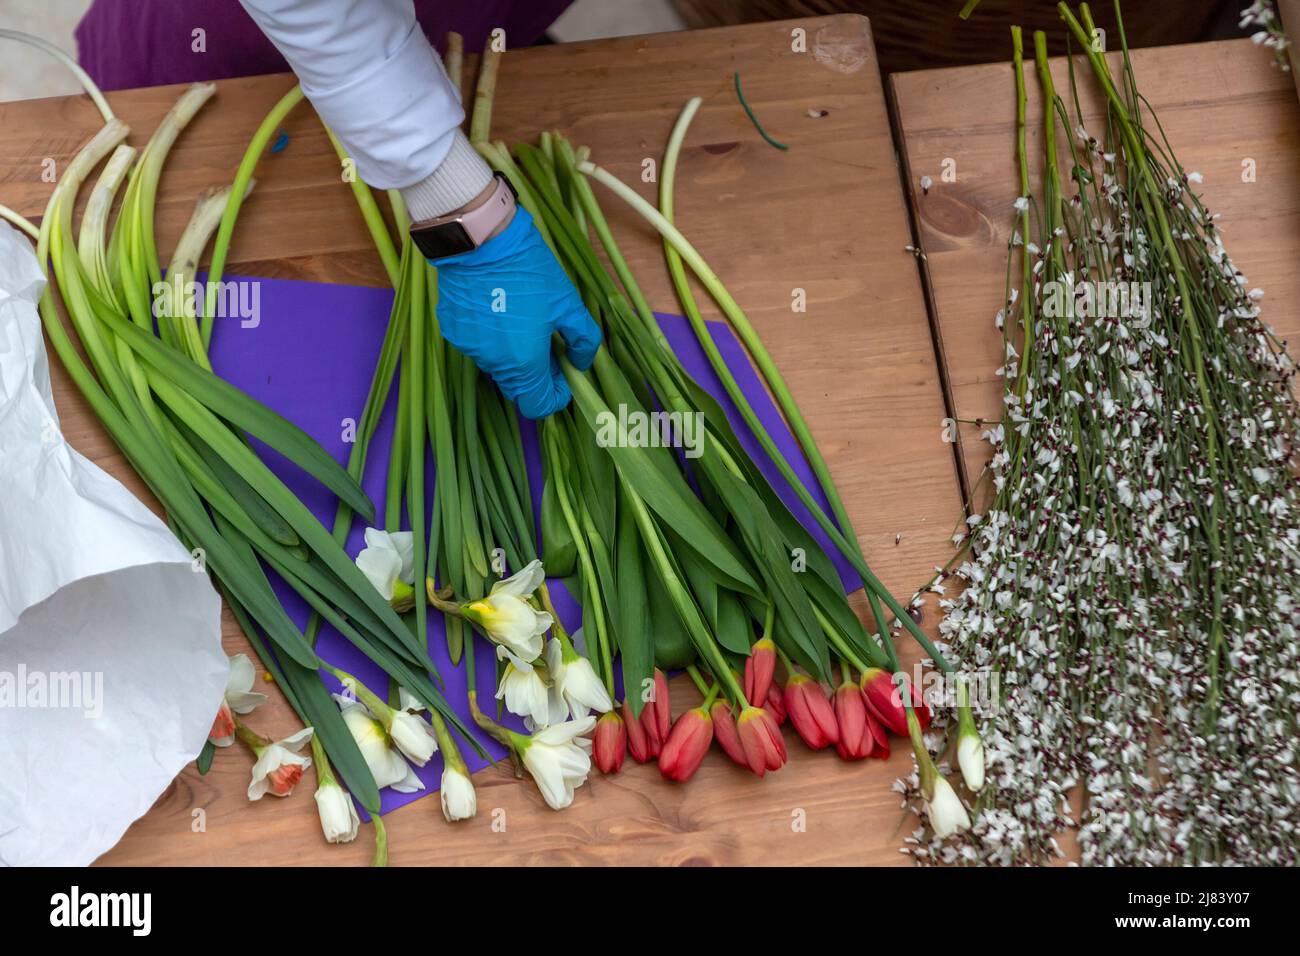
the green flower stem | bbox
[323,124,402,286]
[202,84,306,346]
[540,421,616,695]
[469,43,501,144]
[371,814,388,867]
[406,244,430,656]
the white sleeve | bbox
[238,0,492,221]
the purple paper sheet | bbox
[208,275,851,814]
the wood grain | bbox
[0,15,962,866]
[892,37,1300,498]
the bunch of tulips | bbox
[3,29,986,862]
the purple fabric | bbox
[207,274,852,814]
[75,0,572,92]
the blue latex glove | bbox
[432,205,601,419]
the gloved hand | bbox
[432,205,602,419]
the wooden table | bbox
[0,15,964,865]
[892,37,1300,498]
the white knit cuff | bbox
[400,130,495,222]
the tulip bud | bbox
[784,675,839,750]
[594,710,628,774]
[623,699,656,763]
[659,707,714,782]
[641,668,671,750]
[766,682,787,725]
[736,706,787,776]
[860,668,930,737]
[743,638,777,708]
[955,679,985,791]
[710,700,748,766]
[832,681,873,760]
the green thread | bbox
[733,72,788,151]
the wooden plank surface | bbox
[891,37,1300,497]
[0,15,962,866]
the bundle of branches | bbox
[922,2,1300,865]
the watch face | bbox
[411,220,476,261]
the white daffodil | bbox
[463,559,551,662]
[335,696,424,793]
[496,656,553,728]
[209,653,268,747]
[355,528,416,607]
[440,764,477,822]
[926,774,973,838]
[388,709,438,767]
[314,776,360,844]
[247,727,314,800]
[546,636,612,719]
[397,685,426,713]
[518,715,596,810]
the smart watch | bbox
[408,171,517,261]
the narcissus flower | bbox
[355,528,416,610]
[335,696,425,793]
[955,679,985,791]
[440,764,477,822]
[496,656,553,728]
[240,725,314,800]
[743,638,777,708]
[860,667,930,737]
[546,636,613,718]
[833,681,874,760]
[593,710,627,774]
[736,706,787,776]
[518,715,597,810]
[907,707,970,838]
[459,559,552,662]
[387,709,438,767]
[314,774,360,843]
[332,670,437,766]
[659,707,713,782]
[784,674,839,750]
[209,653,268,747]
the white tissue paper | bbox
[0,222,226,866]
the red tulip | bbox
[639,668,671,754]
[659,707,713,782]
[710,700,748,766]
[784,675,839,750]
[766,682,787,725]
[622,699,656,762]
[736,706,787,776]
[594,711,627,774]
[866,708,890,759]
[743,638,777,707]
[860,667,930,737]
[833,682,873,760]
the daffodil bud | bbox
[314,776,360,844]
[955,678,985,792]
